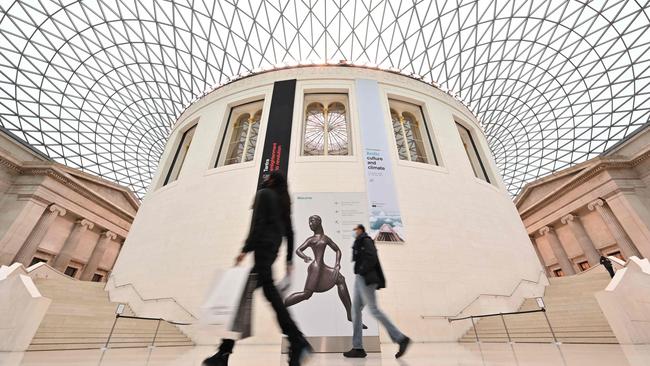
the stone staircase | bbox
[459,266,617,344]
[28,276,193,351]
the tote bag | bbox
[201,266,256,338]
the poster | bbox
[355,79,406,242]
[287,192,379,341]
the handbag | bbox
[200,266,256,337]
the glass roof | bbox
[1,1,648,198]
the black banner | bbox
[257,79,297,187]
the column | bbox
[529,235,550,276]
[561,214,600,266]
[12,204,66,265]
[52,219,94,272]
[539,226,576,276]
[0,199,48,265]
[80,231,116,281]
[588,199,641,258]
[605,192,650,259]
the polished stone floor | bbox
[2,343,650,366]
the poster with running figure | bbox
[286,192,379,350]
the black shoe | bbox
[289,339,313,366]
[395,337,411,359]
[343,348,367,358]
[202,352,229,366]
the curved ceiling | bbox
[1,0,649,198]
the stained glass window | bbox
[389,100,437,165]
[218,101,263,166]
[303,95,350,156]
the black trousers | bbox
[219,252,303,353]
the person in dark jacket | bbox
[203,172,311,366]
[343,224,410,359]
[600,255,616,278]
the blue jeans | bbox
[352,274,405,349]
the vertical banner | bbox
[355,79,406,242]
[257,79,297,187]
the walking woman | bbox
[203,172,312,366]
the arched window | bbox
[304,102,325,156]
[389,99,438,165]
[402,112,427,163]
[456,122,490,183]
[216,100,264,167]
[302,94,350,156]
[391,109,408,160]
[163,123,197,186]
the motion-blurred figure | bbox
[343,224,411,359]
[203,172,311,366]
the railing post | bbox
[150,319,162,348]
[470,316,480,343]
[542,309,559,344]
[104,314,119,350]
[500,313,512,343]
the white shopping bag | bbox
[200,266,253,328]
[276,274,292,298]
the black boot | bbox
[203,339,234,366]
[395,337,411,359]
[343,348,367,358]
[288,338,313,366]
[202,353,229,366]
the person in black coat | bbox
[600,255,616,278]
[203,172,311,366]
[343,224,411,359]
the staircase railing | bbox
[420,270,547,320]
[103,314,192,349]
[105,275,197,321]
[448,307,559,344]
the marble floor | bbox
[2,343,650,366]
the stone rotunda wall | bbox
[108,66,546,344]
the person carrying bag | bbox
[202,172,312,366]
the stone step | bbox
[29,277,193,351]
[460,337,618,344]
[471,329,614,336]
[27,341,193,351]
[474,323,612,330]
[459,271,615,344]
[31,335,191,343]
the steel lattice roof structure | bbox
[1,1,649,198]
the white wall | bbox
[596,257,650,344]
[0,264,51,351]
[109,66,545,344]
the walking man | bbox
[343,224,411,359]
[203,172,312,366]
